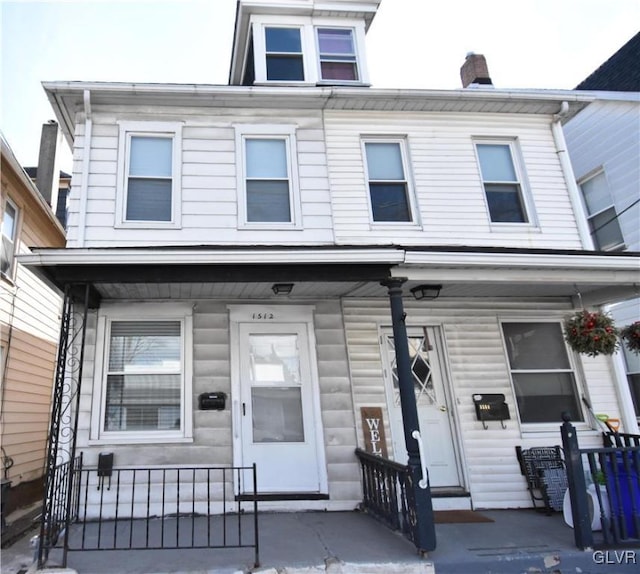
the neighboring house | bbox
[21,0,639,530]
[1,133,66,522]
[563,31,640,423]
[24,167,72,230]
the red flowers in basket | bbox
[563,310,619,357]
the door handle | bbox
[242,402,246,416]
[439,405,447,412]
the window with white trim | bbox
[475,142,529,223]
[579,171,625,251]
[236,125,300,227]
[117,122,182,228]
[316,28,358,82]
[363,140,413,223]
[501,322,583,424]
[622,344,640,418]
[1,198,18,278]
[93,304,192,442]
[265,26,305,81]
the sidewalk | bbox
[2,509,639,574]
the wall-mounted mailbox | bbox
[97,452,114,477]
[472,394,510,429]
[199,392,227,411]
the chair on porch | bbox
[515,445,568,515]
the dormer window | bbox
[317,28,358,82]
[266,27,304,81]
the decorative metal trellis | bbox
[38,284,91,568]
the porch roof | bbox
[19,245,639,306]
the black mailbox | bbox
[97,452,114,477]
[199,392,227,411]
[472,393,510,429]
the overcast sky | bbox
[1,0,638,172]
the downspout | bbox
[551,101,593,249]
[77,89,92,248]
[553,103,639,434]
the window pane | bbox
[246,180,291,222]
[130,137,172,177]
[126,179,172,221]
[318,28,354,54]
[249,334,300,383]
[105,374,181,431]
[365,142,405,180]
[109,321,181,372]
[1,235,14,274]
[265,27,301,53]
[485,185,526,222]
[513,372,582,423]
[628,374,640,417]
[252,387,304,442]
[2,202,16,240]
[581,172,611,215]
[370,183,411,222]
[321,61,357,81]
[502,323,570,370]
[477,144,517,181]
[266,55,304,81]
[246,139,287,178]
[589,207,624,250]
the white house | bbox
[21,0,639,536]
[563,32,640,427]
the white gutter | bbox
[77,89,92,248]
[551,101,594,249]
[18,247,405,266]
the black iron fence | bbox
[562,416,640,549]
[43,461,259,568]
[355,448,412,538]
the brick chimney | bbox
[460,52,493,88]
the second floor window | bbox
[126,136,173,222]
[364,141,412,222]
[317,28,358,81]
[265,27,304,81]
[245,137,292,223]
[1,199,18,278]
[476,142,528,223]
[579,171,625,251]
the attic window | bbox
[265,27,304,81]
[317,28,358,81]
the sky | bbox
[1,0,638,173]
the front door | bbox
[381,326,460,487]
[235,318,324,493]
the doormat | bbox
[434,510,494,523]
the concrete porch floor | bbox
[2,509,639,574]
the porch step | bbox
[236,492,330,502]
[431,488,472,511]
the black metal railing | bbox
[355,448,411,537]
[53,464,259,568]
[603,432,640,448]
[562,417,640,549]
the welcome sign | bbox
[360,406,388,457]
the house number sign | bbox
[360,407,388,457]
[251,312,275,320]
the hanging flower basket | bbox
[563,310,619,357]
[620,321,640,355]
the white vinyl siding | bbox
[564,99,640,252]
[65,112,333,247]
[325,111,579,247]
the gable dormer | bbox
[229,0,379,87]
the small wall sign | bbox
[360,407,388,457]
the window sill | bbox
[115,221,182,230]
[489,223,540,232]
[0,272,16,288]
[369,222,422,231]
[520,422,593,436]
[88,435,193,446]
[239,223,303,231]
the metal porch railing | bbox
[43,461,259,568]
[562,416,640,549]
[355,448,412,538]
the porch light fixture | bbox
[272,283,294,295]
[410,284,442,301]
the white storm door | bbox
[239,322,321,493]
[382,327,460,487]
